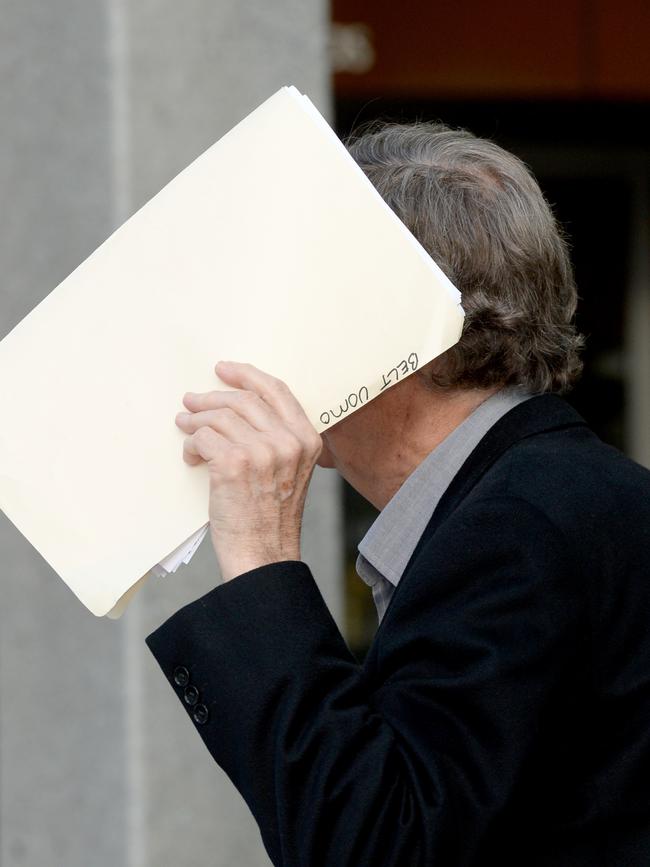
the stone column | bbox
[0,3,336,865]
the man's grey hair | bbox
[345,121,584,394]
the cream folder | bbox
[0,85,464,618]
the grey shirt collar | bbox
[355,386,534,590]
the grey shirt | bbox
[356,386,534,624]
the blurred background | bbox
[1,1,648,865]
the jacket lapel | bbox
[420,393,589,542]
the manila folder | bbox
[0,85,464,617]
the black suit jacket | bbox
[145,394,650,866]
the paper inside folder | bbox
[150,523,210,579]
[106,524,209,619]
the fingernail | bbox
[176,412,191,422]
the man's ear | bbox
[413,354,451,394]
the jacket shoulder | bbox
[481,421,650,537]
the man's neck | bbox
[318,374,505,511]
[362,385,501,510]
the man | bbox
[145,122,650,865]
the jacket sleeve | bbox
[144,495,580,866]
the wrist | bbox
[218,547,302,583]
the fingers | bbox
[177,405,267,443]
[183,425,262,475]
[181,387,278,433]
[182,425,228,466]
[183,423,294,481]
[178,405,261,466]
[178,408,305,469]
[177,361,323,467]
[214,361,322,455]
[214,361,306,429]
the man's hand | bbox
[174,360,323,582]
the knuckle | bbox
[278,433,302,461]
[273,376,289,392]
[237,390,258,406]
[195,425,213,443]
[217,405,237,420]
[254,441,275,466]
[201,390,223,408]
[209,390,225,404]
[263,374,286,395]
[228,445,250,471]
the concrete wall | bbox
[0,3,337,865]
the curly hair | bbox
[345,121,585,394]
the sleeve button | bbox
[193,703,209,725]
[173,666,190,687]
[184,685,200,706]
